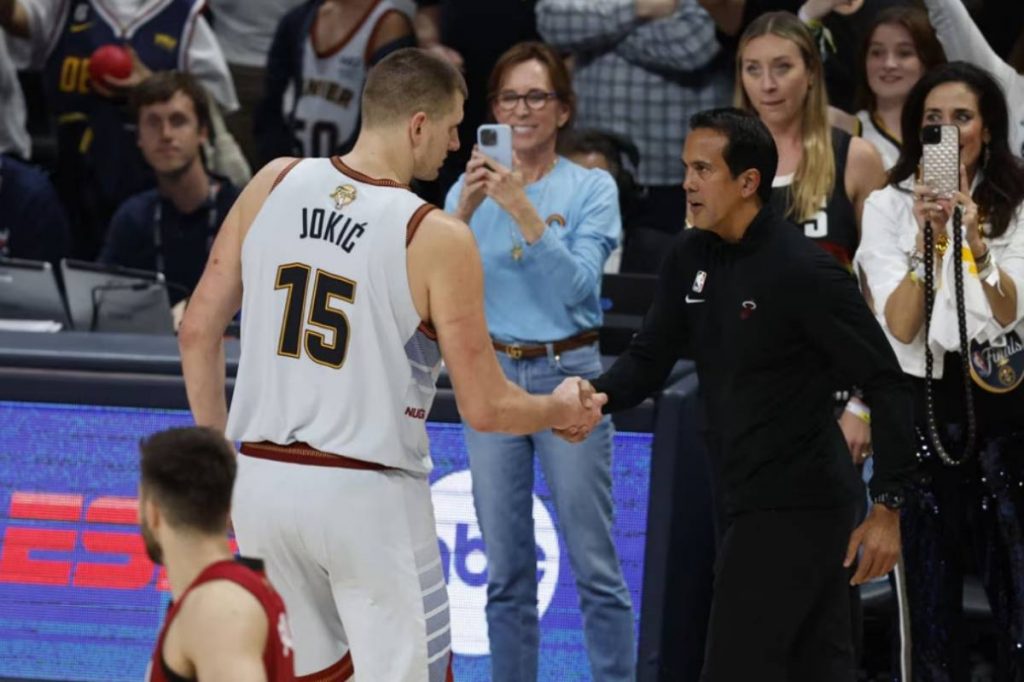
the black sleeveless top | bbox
[769,128,858,269]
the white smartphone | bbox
[477,124,513,169]
[920,124,960,198]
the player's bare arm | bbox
[179,157,299,431]
[171,580,270,682]
[407,209,606,434]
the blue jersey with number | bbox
[43,0,203,245]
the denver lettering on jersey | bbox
[301,78,356,108]
[299,207,366,253]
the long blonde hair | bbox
[734,12,834,223]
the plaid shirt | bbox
[537,0,731,186]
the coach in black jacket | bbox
[567,108,917,682]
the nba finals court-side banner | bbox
[0,402,652,681]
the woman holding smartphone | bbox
[444,42,630,682]
[855,61,1024,682]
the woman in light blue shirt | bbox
[444,41,631,682]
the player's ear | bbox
[409,111,429,145]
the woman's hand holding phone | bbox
[454,146,489,221]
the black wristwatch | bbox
[871,491,905,511]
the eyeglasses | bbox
[494,89,560,111]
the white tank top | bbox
[856,110,901,171]
[290,0,400,156]
[226,157,441,474]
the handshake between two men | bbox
[550,378,605,443]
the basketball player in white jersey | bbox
[179,48,607,681]
[286,0,414,157]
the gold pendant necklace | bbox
[511,244,523,261]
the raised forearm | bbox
[695,0,746,36]
[536,0,638,51]
[983,269,1018,328]
[510,199,547,244]
[883,275,926,343]
[616,7,721,71]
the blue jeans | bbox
[463,342,636,682]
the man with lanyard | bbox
[564,108,917,681]
[0,0,240,259]
[101,71,239,316]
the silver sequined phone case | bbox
[921,124,960,198]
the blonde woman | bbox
[737,10,887,463]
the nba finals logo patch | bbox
[545,214,566,228]
[692,270,707,293]
[330,185,357,209]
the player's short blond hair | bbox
[362,48,468,128]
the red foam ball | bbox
[88,44,132,85]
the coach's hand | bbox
[844,504,900,585]
[552,379,605,443]
[551,378,606,441]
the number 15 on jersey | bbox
[275,263,356,369]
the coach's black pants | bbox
[700,505,857,682]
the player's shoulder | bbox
[178,575,268,628]
[258,156,305,188]
[408,206,478,270]
[234,157,303,212]
[418,206,474,243]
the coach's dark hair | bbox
[689,107,778,205]
[131,71,211,133]
[139,427,236,534]
[362,48,468,127]
[890,61,1024,239]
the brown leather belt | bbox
[492,329,600,360]
[239,441,395,471]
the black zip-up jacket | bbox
[593,205,916,514]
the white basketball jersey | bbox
[226,157,442,473]
[290,1,400,157]
[856,110,900,171]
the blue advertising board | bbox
[0,401,652,681]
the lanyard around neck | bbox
[152,181,219,276]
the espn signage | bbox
[0,492,169,590]
[0,401,651,681]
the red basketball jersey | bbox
[147,557,295,681]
